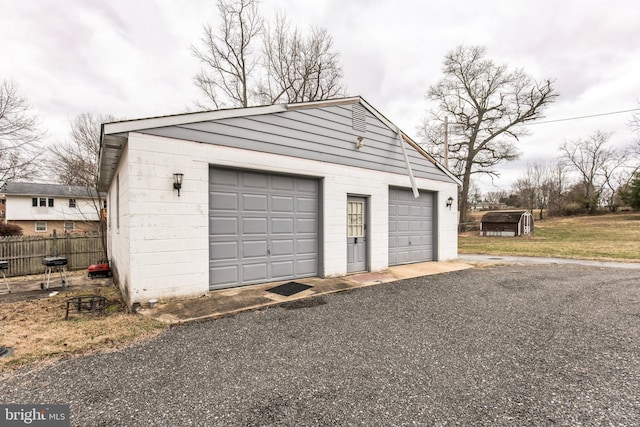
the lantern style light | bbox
[173,173,184,197]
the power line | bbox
[526,108,640,125]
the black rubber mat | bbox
[267,282,313,297]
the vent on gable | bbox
[352,104,366,132]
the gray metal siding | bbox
[388,187,434,266]
[209,167,318,290]
[139,104,450,182]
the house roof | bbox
[98,96,462,190]
[1,182,100,198]
[481,210,530,223]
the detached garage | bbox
[98,96,461,306]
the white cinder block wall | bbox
[110,132,459,304]
[108,146,132,301]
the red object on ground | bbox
[88,263,111,278]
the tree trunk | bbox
[459,163,472,224]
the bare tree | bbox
[0,79,43,186]
[49,114,114,188]
[192,0,263,109]
[485,190,507,205]
[559,130,624,213]
[257,13,344,104]
[421,46,557,222]
[192,1,344,108]
[50,113,116,259]
[512,161,557,219]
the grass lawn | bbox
[459,212,640,262]
[0,286,166,372]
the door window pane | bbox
[347,201,364,238]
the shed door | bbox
[388,187,434,266]
[209,168,318,290]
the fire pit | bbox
[65,295,107,320]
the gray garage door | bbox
[388,187,434,266]
[209,167,318,290]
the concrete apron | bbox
[139,261,474,324]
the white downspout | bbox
[396,129,419,198]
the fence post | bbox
[51,229,58,257]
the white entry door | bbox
[347,196,367,273]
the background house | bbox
[1,182,104,236]
[99,97,462,306]
[480,210,534,237]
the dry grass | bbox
[0,286,166,372]
[459,212,640,262]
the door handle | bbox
[354,237,358,244]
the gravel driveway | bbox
[2,263,639,426]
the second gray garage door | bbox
[388,187,434,266]
[209,167,318,290]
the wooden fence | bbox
[0,232,105,277]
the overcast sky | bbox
[2,0,639,193]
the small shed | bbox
[480,210,534,237]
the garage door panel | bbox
[272,218,294,234]
[211,217,238,235]
[210,265,239,286]
[397,251,410,264]
[211,192,238,210]
[243,194,268,211]
[243,172,269,188]
[210,167,318,290]
[297,218,317,233]
[242,218,268,234]
[242,263,268,282]
[272,175,295,191]
[297,238,317,254]
[297,197,317,213]
[271,261,294,278]
[388,188,434,266]
[211,169,239,186]
[296,259,317,275]
[271,239,294,256]
[242,240,267,258]
[211,241,238,260]
[272,196,294,212]
[296,179,317,193]
[396,235,409,246]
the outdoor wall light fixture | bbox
[446,196,454,210]
[356,136,364,149]
[173,173,184,197]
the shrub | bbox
[0,222,23,236]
